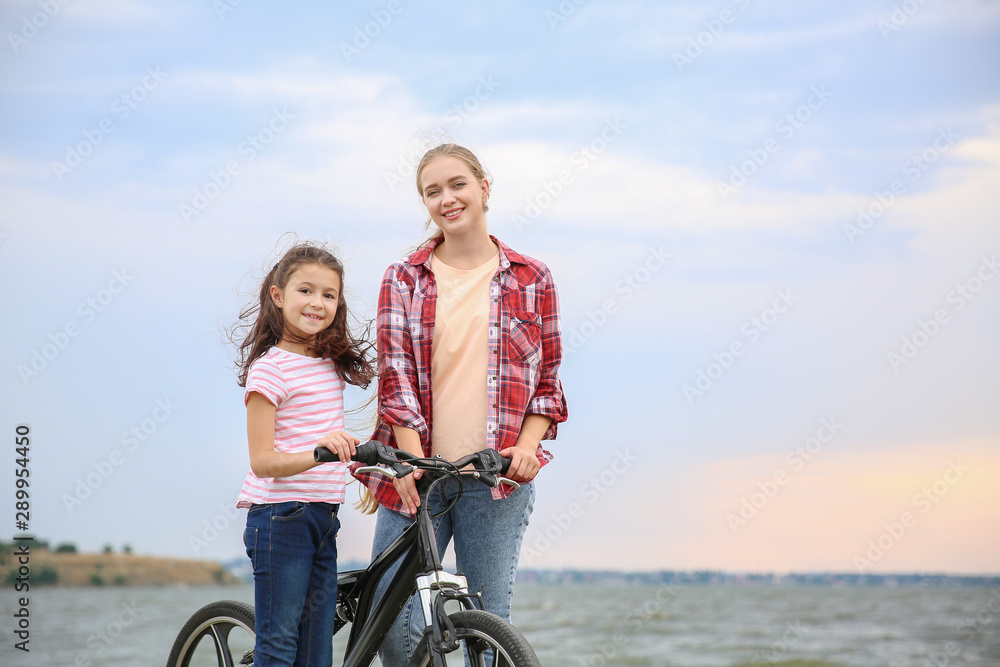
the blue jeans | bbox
[371,480,535,664]
[245,501,341,667]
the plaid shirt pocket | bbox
[508,311,542,364]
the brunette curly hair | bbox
[233,242,375,389]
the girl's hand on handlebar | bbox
[316,431,360,464]
[393,468,423,515]
[499,441,540,483]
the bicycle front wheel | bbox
[166,600,255,667]
[408,609,540,667]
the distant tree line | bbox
[0,536,134,561]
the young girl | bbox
[354,144,568,663]
[234,242,375,667]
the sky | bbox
[1,0,998,576]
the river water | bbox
[3,583,999,666]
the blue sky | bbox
[2,0,998,575]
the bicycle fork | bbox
[417,570,482,662]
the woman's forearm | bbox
[515,414,552,450]
[391,424,425,456]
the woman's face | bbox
[418,156,489,237]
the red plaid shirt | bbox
[353,236,568,513]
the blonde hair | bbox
[353,484,380,514]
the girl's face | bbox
[269,263,341,351]
[418,156,489,237]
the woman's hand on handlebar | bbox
[390,424,426,514]
[499,440,540,484]
[502,415,549,483]
[316,430,360,464]
[393,468,424,515]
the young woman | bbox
[354,144,568,662]
[234,242,375,667]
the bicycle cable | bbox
[423,460,465,520]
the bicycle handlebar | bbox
[313,441,513,486]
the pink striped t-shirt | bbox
[236,346,348,508]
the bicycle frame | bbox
[336,473,481,667]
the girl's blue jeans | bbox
[245,501,341,667]
[370,479,534,665]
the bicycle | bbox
[166,441,541,667]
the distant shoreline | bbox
[6,544,995,588]
[2,544,240,588]
[515,569,1000,587]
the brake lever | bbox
[462,470,520,490]
[355,465,396,479]
[354,463,416,479]
[473,449,519,489]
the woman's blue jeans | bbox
[370,480,534,665]
[245,501,341,667]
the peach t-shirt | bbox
[430,251,500,462]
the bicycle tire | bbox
[407,609,540,667]
[166,600,255,667]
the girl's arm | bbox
[247,392,356,478]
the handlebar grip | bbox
[314,446,338,463]
[353,441,381,465]
[313,441,384,464]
